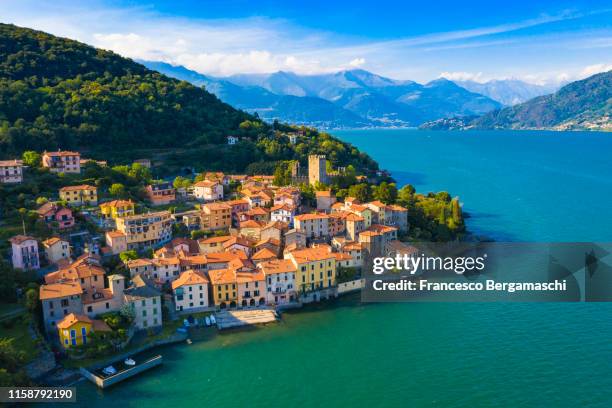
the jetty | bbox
[80,355,162,388]
[216,308,278,330]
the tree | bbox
[24,288,38,313]
[173,176,192,189]
[109,183,126,198]
[119,250,138,263]
[22,151,41,167]
[372,182,398,204]
[397,184,415,204]
[347,183,371,203]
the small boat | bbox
[205,316,211,326]
[102,365,117,376]
[186,339,193,345]
[124,358,136,366]
[183,319,190,327]
[209,314,216,325]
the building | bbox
[9,235,40,270]
[285,229,307,249]
[358,224,399,258]
[308,154,328,185]
[238,207,270,224]
[193,180,224,201]
[42,151,81,173]
[236,269,266,307]
[239,220,265,241]
[200,202,232,231]
[99,200,135,219]
[37,202,75,229]
[172,270,210,312]
[42,237,70,265]
[110,211,173,252]
[223,199,250,227]
[227,135,239,145]
[134,159,151,168]
[316,190,336,212]
[0,159,24,183]
[345,213,366,241]
[124,275,162,330]
[270,204,295,226]
[388,205,409,232]
[59,185,98,206]
[44,254,106,293]
[198,235,232,254]
[57,313,111,348]
[81,275,126,317]
[145,182,175,206]
[105,231,127,255]
[208,268,237,308]
[285,246,336,296]
[294,213,330,239]
[259,259,297,305]
[40,282,83,332]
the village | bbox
[1,145,414,364]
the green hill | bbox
[0,23,255,153]
[473,70,611,131]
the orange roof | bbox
[256,237,281,247]
[56,313,92,329]
[106,230,126,238]
[223,236,253,249]
[247,207,269,215]
[44,256,105,284]
[315,190,333,197]
[335,253,353,261]
[252,247,277,260]
[59,184,96,192]
[350,204,369,212]
[345,213,364,222]
[270,204,294,212]
[39,282,83,300]
[208,268,236,285]
[127,259,154,268]
[42,237,65,247]
[99,199,134,208]
[236,269,265,283]
[345,197,359,203]
[44,150,80,157]
[0,159,23,166]
[240,219,264,229]
[9,235,36,245]
[224,199,249,206]
[202,202,231,211]
[287,246,335,263]
[172,270,209,289]
[294,213,329,221]
[193,180,218,188]
[262,220,288,230]
[259,258,297,275]
[199,235,232,244]
[206,251,248,264]
[388,204,408,212]
[368,200,389,209]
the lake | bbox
[73,129,612,407]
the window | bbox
[142,310,147,317]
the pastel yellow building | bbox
[57,313,110,348]
[59,185,98,206]
[285,246,336,294]
[99,200,135,219]
[208,268,237,308]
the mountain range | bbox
[452,79,559,106]
[142,61,513,128]
[471,70,611,131]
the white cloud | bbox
[1,0,611,81]
[349,58,366,67]
[439,71,486,82]
[581,63,612,77]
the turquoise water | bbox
[74,129,612,407]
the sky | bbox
[1,0,611,84]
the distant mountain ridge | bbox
[453,79,559,105]
[142,61,502,128]
[472,70,611,131]
[420,71,611,131]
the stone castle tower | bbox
[308,154,328,185]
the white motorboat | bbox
[205,316,211,326]
[124,358,136,366]
[102,365,117,376]
[209,314,216,325]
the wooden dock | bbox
[216,308,278,330]
[80,355,162,388]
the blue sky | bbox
[2,0,611,83]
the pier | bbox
[80,355,163,388]
[216,308,278,330]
